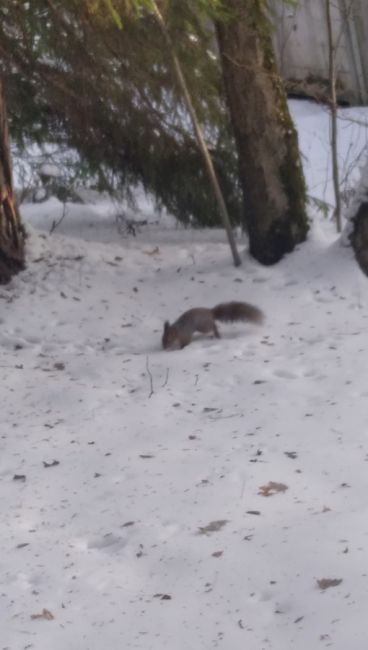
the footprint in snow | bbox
[87,533,127,552]
[273,367,322,380]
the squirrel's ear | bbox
[164,321,170,331]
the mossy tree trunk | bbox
[216,0,308,265]
[0,79,25,283]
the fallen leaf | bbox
[317,578,343,591]
[31,608,54,621]
[285,451,298,459]
[258,481,288,497]
[197,520,228,535]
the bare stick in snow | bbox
[50,201,68,234]
[146,356,154,398]
[161,368,170,389]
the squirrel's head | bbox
[162,321,179,350]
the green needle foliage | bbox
[0,0,242,226]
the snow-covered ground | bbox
[2,101,368,650]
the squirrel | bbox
[162,301,264,350]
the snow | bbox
[2,101,368,650]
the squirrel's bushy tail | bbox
[212,301,264,324]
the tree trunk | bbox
[350,202,368,276]
[216,1,308,265]
[0,79,25,284]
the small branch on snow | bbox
[146,356,154,398]
[161,368,170,388]
[208,413,239,421]
[50,201,68,234]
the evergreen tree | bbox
[0,0,241,227]
[0,0,309,266]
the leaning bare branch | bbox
[50,201,68,234]
[325,0,342,232]
[161,368,170,389]
[146,356,154,398]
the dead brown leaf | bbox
[153,593,172,600]
[197,520,228,535]
[258,481,288,497]
[31,608,54,621]
[317,578,343,591]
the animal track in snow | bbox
[272,366,324,381]
[87,533,127,552]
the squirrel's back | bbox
[162,301,263,350]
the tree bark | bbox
[350,202,368,276]
[0,79,25,283]
[216,0,308,265]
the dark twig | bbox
[161,367,170,388]
[50,201,68,234]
